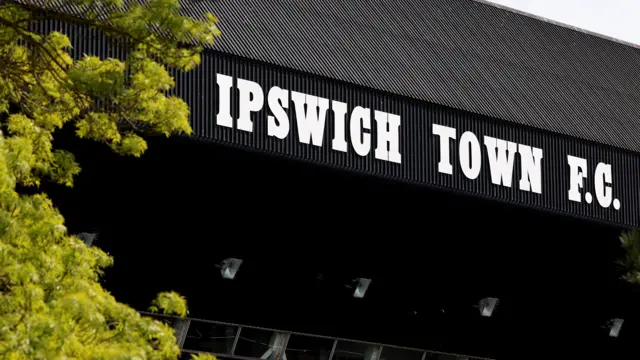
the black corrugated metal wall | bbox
[182,52,640,227]
[31,19,640,227]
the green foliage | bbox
[149,292,188,318]
[618,230,640,284]
[0,0,219,358]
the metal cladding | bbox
[25,0,640,154]
[185,54,640,228]
[183,0,640,154]
[31,20,640,227]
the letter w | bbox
[484,136,517,187]
[291,91,329,147]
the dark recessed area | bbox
[46,132,635,359]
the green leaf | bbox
[0,0,221,357]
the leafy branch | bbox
[0,0,221,358]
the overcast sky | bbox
[487,0,640,45]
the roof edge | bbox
[472,0,640,50]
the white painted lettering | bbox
[267,86,290,139]
[567,155,588,202]
[518,144,544,194]
[216,73,234,128]
[292,91,329,147]
[484,136,517,187]
[374,111,402,164]
[237,78,264,132]
[594,162,612,208]
[331,100,348,152]
[432,124,456,175]
[350,106,371,157]
[459,131,481,180]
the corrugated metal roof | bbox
[22,0,640,152]
[181,0,640,153]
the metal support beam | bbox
[260,332,291,360]
[137,312,487,360]
[230,326,242,355]
[364,345,382,360]
[173,318,191,349]
[224,325,237,354]
[327,339,338,360]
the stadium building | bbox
[43,0,640,359]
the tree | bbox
[618,230,640,285]
[0,0,219,358]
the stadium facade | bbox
[40,0,640,359]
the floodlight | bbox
[607,318,624,338]
[218,258,243,280]
[478,297,499,317]
[77,232,97,247]
[353,278,371,299]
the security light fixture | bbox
[477,297,499,317]
[606,318,624,338]
[218,258,243,280]
[77,232,97,247]
[352,278,371,299]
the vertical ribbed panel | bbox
[34,20,640,227]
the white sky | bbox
[487,0,640,45]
